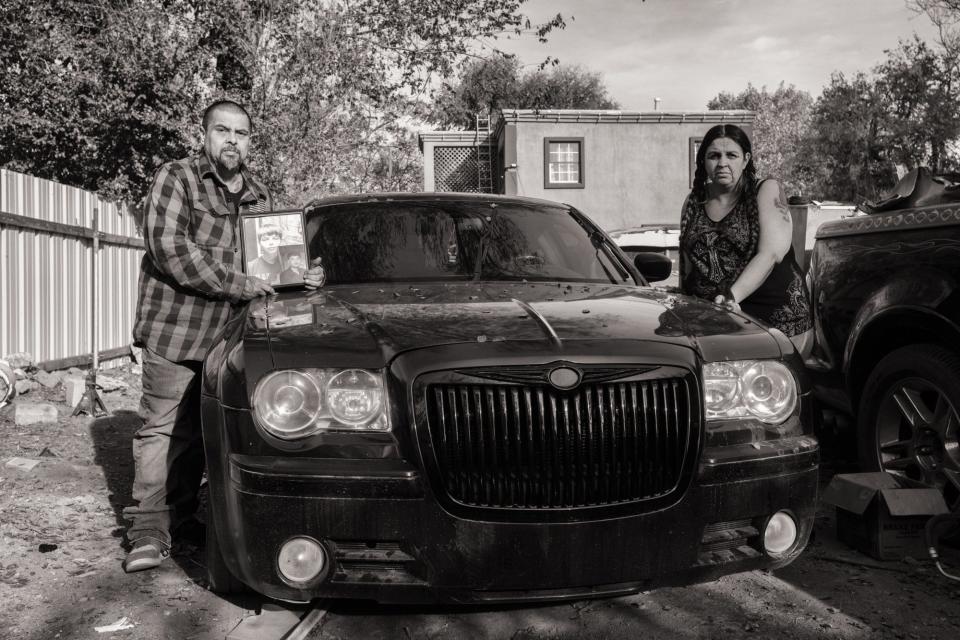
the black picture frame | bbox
[239,210,309,290]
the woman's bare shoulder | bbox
[757,178,782,197]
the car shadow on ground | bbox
[168,484,267,611]
[311,579,863,640]
[311,513,960,640]
[771,454,960,640]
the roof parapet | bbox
[417,130,495,151]
[498,109,756,124]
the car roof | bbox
[298,192,573,212]
[608,224,680,235]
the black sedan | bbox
[200,193,818,604]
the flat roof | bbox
[499,108,756,124]
[418,109,757,149]
[417,130,495,150]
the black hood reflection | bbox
[248,283,781,368]
[655,293,747,337]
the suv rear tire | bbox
[857,344,960,511]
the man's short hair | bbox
[202,99,252,132]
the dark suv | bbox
[807,185,960,511]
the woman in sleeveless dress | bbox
[679,124,813,357]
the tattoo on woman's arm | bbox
[774,183,792,223]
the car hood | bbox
[246,282,783,369]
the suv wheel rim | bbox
[876,375,960,510]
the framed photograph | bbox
[240,210,309,289]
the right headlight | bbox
[703,360,797,424]
[252,368,390,440]
[326,369,384,425]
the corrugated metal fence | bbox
[0,169,143,370]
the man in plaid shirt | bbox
[123,99,325,572]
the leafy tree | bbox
[0,1,206,202]
[800,72,897,202]
[517,64,620,112]
[432,56,523,131]
[909,0,960,67]
[707,83,813,196]
[794,36,960,201]
[872,35,960,175]
[0,0,565,206]
[432,56,619,129]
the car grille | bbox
[425,372,692,510]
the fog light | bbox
[763,511,798,555]
[277,537,326,585]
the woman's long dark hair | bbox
[692,124,758,203]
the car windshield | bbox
[305,201,635,285]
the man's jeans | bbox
[123,348,205,547]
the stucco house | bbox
[418,109,756,231]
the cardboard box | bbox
[822,472,949,561]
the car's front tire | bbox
[857,344,960,511]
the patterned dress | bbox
[679,186,812,337]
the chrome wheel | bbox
[859,345,960,512]
[876,377,960,507]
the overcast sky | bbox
[495,0,941,111]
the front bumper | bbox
[204,395,817,603]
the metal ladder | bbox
[475,114,493,193]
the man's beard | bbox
[218,147,242,171]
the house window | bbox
[544,138,584,189]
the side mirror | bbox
[633,252,673,283]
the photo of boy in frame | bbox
[241,212,308,288]
[279,248,307,284]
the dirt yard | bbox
[1,362,958,640]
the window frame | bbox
[543,137,585,189]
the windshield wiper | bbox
[590,230,626,283]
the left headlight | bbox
[252,368,390,440]
[703,360,797,424]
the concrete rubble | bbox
[13,402,59,426]
[5,457,41,472]
[35,370,63,389]
[0,358,134,411]
[63,376,87,407]
[14,379,39,395]
[1,352,34,369]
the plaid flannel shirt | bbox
[133,153,271,362]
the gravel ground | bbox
[0,362,958,640]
